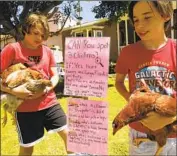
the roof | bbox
[61,14,130,32]
[62,18,109,32]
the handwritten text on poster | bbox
[67,98,108,155]
[64,37,110,97]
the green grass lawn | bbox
[1,75,129,155]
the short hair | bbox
[22,13,49,40]
[128,1,173,30]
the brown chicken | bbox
[1,63,52,126]
[1,63,47,89]
[112,86,177,156]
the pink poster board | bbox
[64,37,110,97]
[67,98,108,155]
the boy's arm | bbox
[115,73,131,102]
[45,67,59,92]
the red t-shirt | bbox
[115,39,176,138]
[0,42,59,112]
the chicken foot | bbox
[155,145,164,156]
[2,104,8,127]
[133,137,150,146]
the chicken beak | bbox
[112,120,119,135]
[112,118,125,135]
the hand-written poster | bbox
[67,98,108,155]
[64,37,110,97]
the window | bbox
[88,30,92,37]
[75,32,84,37]
[119,21,126,46]
[128,20,135,44]
[94,30,103,37]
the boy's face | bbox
[133,1,167,41]
[24,23,45,49]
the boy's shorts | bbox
[15,104,67,147]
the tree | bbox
[92,1,130,22]
[49,1,83,36]
[0,1,64,41]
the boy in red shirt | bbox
[0,13,73,155]
[115,1,176,155]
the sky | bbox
[80,1,100,23]
[58,1,100,24]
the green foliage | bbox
[92,1,130,22]
[1,76,129,155]
[0,1,62,40]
